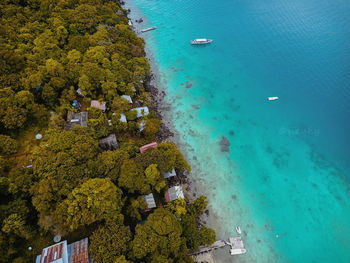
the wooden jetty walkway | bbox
[189,236,246,256]
[189,240,226,256]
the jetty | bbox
[189,236,246,256]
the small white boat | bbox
[267,96,279,101]
[190,38,213,45]
[235,226,242,235]
[141,26,157,32]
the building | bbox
[90,100,106,111]
[143,193,156,209]
[131,106,149,118]
[139,142,157,153]
[121,95,133,104]
[119,113,127,123]
[66,111,88,130]
[163,168,176,179]
[99,134,119,150]
[36,238,89,263]
[165,186,184,202]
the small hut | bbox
[163,168,176,179]
[91,100,106,111]
[66,111,88,130]
[121,95,133,104]
[165,186,184,202]
[131,106,149,118]
[99,134,119,150]
[143,193,156,209]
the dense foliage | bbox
[0,0,215,262]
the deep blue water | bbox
[126,0,350,262]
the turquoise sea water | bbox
[126,0,350,262]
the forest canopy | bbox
[0,0,215,262]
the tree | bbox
[136,142,191,172]
[0,88,38,129]
[55,178,124,232]
[114,256,132,263]
[31,128,99,229]
[96,150,129,182]
[144,164,166,192]
[180,196,216,250]
[2,214,33,239]
[90,221,131,263]
[131,208,191,262]
[125,196,147,221]
[0,135,18,155]
[118,160,150,194]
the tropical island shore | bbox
[0,1,217,262]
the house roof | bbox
[165,186,184,202]
[131,106,149,118]
[143,193,156,209]
[37,240,68,263]
[67,238,89,263]
[140,142,157,153]
[90,100,106,111]
[121,95,133,104]
[163,168,176,179]
[36,239,89,263]
[119,113,127,123]
[99,134,119,150]
[66,111,88,130]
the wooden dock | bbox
[189,236,246,256]
[189,240,226,256]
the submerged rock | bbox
[220,136,231,152]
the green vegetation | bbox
[0,0,215,262]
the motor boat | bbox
[267,96,279,101]
[190,38,213,45]
[141,26,157,32]
[235,226,242,235]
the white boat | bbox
[190,38,213,45]
[141,26,157,32]
[267,96,279,101]
[235,226,242,235]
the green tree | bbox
[2,214,33,239]
[144,164,166,192]
[0,88,38,129]
[55,178,124,231]
[114,256,132,263]
[131,208,190,262]
[136,142,190,172]
[96,149,129,182]
[90,221,131,263]
[0,135,18,155]
[118,160,150,194]
[126,196,147,221]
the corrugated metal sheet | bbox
[67,238,89,263]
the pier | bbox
[189,236,246,256]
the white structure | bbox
[228,237,247,255]
[163,168,176,179]
[120,114,127,123]
[131,106,149,118]
[90,100,106,111]
[165,186,184,202]
[121,95,133,104]
[143,193,156,209]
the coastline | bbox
[124,2,223,261]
